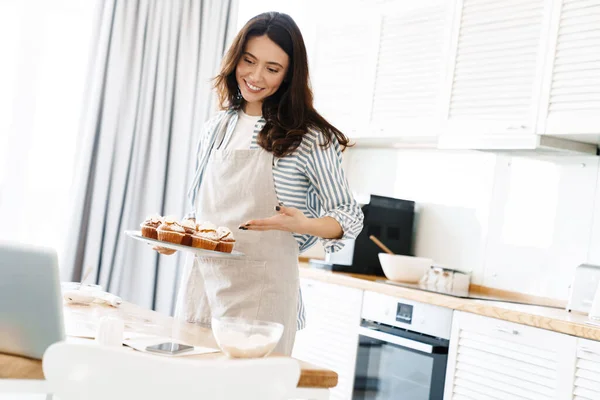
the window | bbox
[0,0,97,267]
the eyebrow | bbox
[243,52,285,69]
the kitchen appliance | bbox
[419,266,471,293]
[567,264,600,313]
[310,195,415,276]
[353,291,452,399]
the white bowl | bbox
[211,317,284,358]
[378,253,433,283]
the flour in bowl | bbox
[218,331,278,358]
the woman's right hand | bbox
[152,246,177,255]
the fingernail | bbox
[244,223,250,227]
[278,201,283,206]
[275,206,281,211]
[238,226,247,230]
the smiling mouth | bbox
[244,79,264,92]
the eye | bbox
[244,58,254,64]
[267,68,279,74]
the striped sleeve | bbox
[184,112,225,220]
[303,131,364,253]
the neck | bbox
[243,101,262,117]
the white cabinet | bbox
[368,0,454,139]
[309,4,380,137]
[574,338,600,399]
[292,278,363,400]
[444,311,577,400]
[538,0,600,136]
[440,0,553,138]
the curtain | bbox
[63,0,238,314]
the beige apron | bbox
[175,141,299,355]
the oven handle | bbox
[358,326,434,354]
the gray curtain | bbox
[63,0,238,315]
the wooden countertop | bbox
[299,264,600,341]
[1,301,337,389]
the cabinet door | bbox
[574,338,600,399]
[292,278,363,400]
[444,311,577,400]
[309,4,380,138]
[538,0,600,135]
[440,0,553,137]
[368,0,454,139]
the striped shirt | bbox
[186,109,364,329]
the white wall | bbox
[341,148,600,301]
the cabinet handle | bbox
[580,346,599,355]
[506,125,527,130]
[495,327,519,335]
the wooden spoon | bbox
[369,235,395,255]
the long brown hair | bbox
[213,12,350,157]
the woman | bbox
[161,12,363,356]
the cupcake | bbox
[191,222,219,251]
[157,216,186,245]
[140,214,163,240]
[180,218,196,247]
[216,227,235,253]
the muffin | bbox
[140,214,163,240]
[180,218,196,247]
[157,216,186,245]
[216,227,235,253]
[191,222,219,251]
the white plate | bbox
[125,230,244,259]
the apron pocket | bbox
[199,257,267,321]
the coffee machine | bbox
[310,195,415,276]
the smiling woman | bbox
[162,11,364,357]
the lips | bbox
[244,79,264,93]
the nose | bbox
[249,66,263,83]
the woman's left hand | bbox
[240,205,308,234]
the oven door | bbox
[353,320,449,400]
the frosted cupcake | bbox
[191,222,219,250]
[157,216,186,245]
[180,218,197,247]
[216,227,235,253]
[140,214,163,240]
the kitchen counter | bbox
[299,264,600,341]
[0,301,337,389]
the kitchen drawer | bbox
[453,311,567,350]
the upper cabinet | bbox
[307,0,600,150]
[440,0,553,138]
[309,4,380,137]
[309,0,454,142]
[369,0,454,139]
[537,0,600,136]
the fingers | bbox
[244,225,277,231]
[239,222,277,231]
[152,246,176,255]
[239,218,273,228]
[274,204,291,215]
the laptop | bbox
[0,241,65,359]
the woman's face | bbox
[236,35,290,110]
